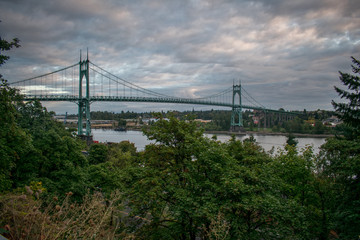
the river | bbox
[92,129,327,154]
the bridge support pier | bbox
[230,84,244,132]
[77,99,91,135]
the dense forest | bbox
[1,38,360,239]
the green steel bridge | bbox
[10,54,297,140]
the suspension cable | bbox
[9,63,78,85]
[242,86,266,108]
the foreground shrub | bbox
[0,190,122,239]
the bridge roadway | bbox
[23,95,297,114]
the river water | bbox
[92,129,327,154]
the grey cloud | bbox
[0,0,359,113]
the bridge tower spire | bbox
[230,82,244,131]
[77,50,92,142]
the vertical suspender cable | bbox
[64,69,66,97]
[91,66,94,97]
[62,70,66,95]
[90,66,93,97]
[73,67,75,97]
[52,73,54,96]
[101,70,103,98]
[34,77,37,96]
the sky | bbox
[1,0,359,114]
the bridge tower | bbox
[77,51,92,142]
[230,83,244,132]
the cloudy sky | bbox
[1,0,359,114]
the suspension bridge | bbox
[10,53,296,141]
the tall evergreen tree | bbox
[316,56,360,239]
[332,56,360,138]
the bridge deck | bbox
[23,95,298,114]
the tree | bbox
[88,144,108,165]
[272,145,327,238]
[332,56,360,139]
[0,36,89,197]
[120,115,314,239]
[9,99,88,198]
[86,141,138,196]
[0,79,34,191]
[317,137,360,239]
[0,35,20,66]
[224,136,313,239]
[284,117,305,133]
[313,120,325,134]
[314,57,360,239]
[286,133,298,147]
[123,114,206,239]
[0,36,29,191]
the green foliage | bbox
[286,133,298,147]
[314,120,325,134]
[33,133,88,199]
[87,162,123,195]
[310,58,360,239]
[317,137,360,239]
[123,116,222,238]
[107,141,137,168]
[1,95,356,239]
[10,100,88,198]
[271,146,325,237]
[225,137,310,239]
[0,36,20,66]
[243,134,256,143]
[116,141,137,156]
[90,108,335,133]
[0,38,88,197]
[1,35,357,239]
[86,141,138,196]
[284,117,304,133]
[91,110,139,121]
[88,143,108,165]
[118,118,127,127]
[0,80,32,191]
[120,115,318,239]
[332,56,360,138]
[0,37,34,192]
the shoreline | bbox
[91,128,333,138]
[204,130,333,138]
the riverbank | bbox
[205,130,334,138]
[90,127,333,139]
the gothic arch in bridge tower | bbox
[230,84,244,132]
